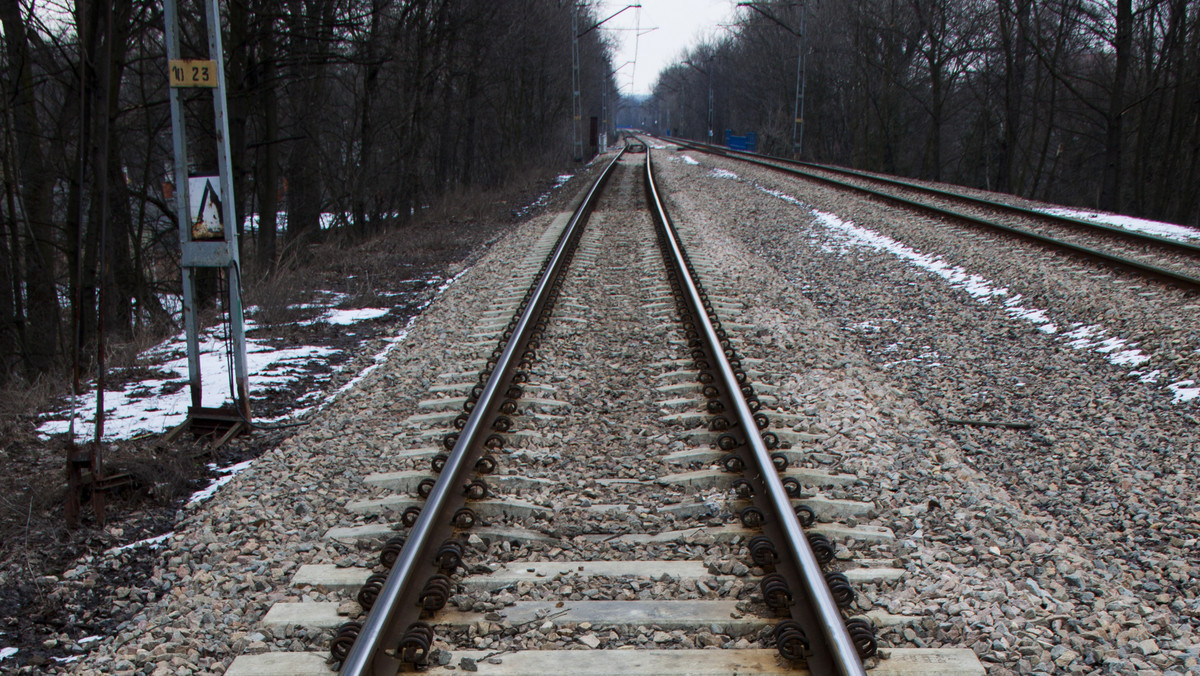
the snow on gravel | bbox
[103,532,173,556]
[187,459,255,506]
[513,173,576,218]
[321,268,467,410]
[1038,207,1200,242]
[756,185,1199,404]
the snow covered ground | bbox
[36,273,459,443]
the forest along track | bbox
[667,139,1200,292]
[224,150,983,675]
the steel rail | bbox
[676,138,1200,258]
[339,148,626,676]
[666,137,1200,291]
[644,149,867,676]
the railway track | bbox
[222,149,983,675]
[665,138,1200,292]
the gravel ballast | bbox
[652,144,1200,674]
[32,144,1198,676]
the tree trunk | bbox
[0,0,60,376]
[1099,0,1131,211]
[256,64,280,271]
[996,0,1030,194]
[98,2,137,341]
[284,0,333,245]
[0,159,18,381]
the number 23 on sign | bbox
[169,59,218,88]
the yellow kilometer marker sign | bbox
[169,59,218,87]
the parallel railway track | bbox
[223,149,983,676]
[665,138,1200,292]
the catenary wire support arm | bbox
[577,3,641,38]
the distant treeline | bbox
[645,0,1200,226]
[0,0,615,385]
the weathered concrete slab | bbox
[418,396,468,411]
[262,599,920,636]
[415,648,983,675]
[262,602,345,628]
[290,561,904,593]
[684,429,822,446]
[345,496,551,521]
[227,650,983,676]
[656,467,857,489]
[224,653,332,676]
[363,471,553,493]
[326,521,557,546]
[444,600,767,635]
[579,523,893,545]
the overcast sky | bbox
[595,0,741,97]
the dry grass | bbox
[0,375,64,454]
[242,266,312,326]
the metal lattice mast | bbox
[793,0,808,156]
[707,77,714,142]
[571,7,583,161]
[164,0,251,421]
[601,75,607,151]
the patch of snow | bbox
[709,168,739,180]
[1168,380,1200,403]
[104,532,173,556]
[188,459,254,506]
[675,154,700,165]
[37,274,449,442]
[758,186,1188,403]
[808,207,1008,305]
[847,320,895,334]
[77,636,103,645]
[37,320,338,442]
[319,267,468,412]
[1038,207,1200,242]
[760,187,804,206]
[513,175,576,218]
[52,655,81,664]
[1,647,16,661]
[322,307,390,325]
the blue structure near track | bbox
[725,129,758,152]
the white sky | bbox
[596,0,741,96]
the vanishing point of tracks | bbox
[224,147,984,675]
[668,138,1200,293]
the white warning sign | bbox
[188,176,224,240]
